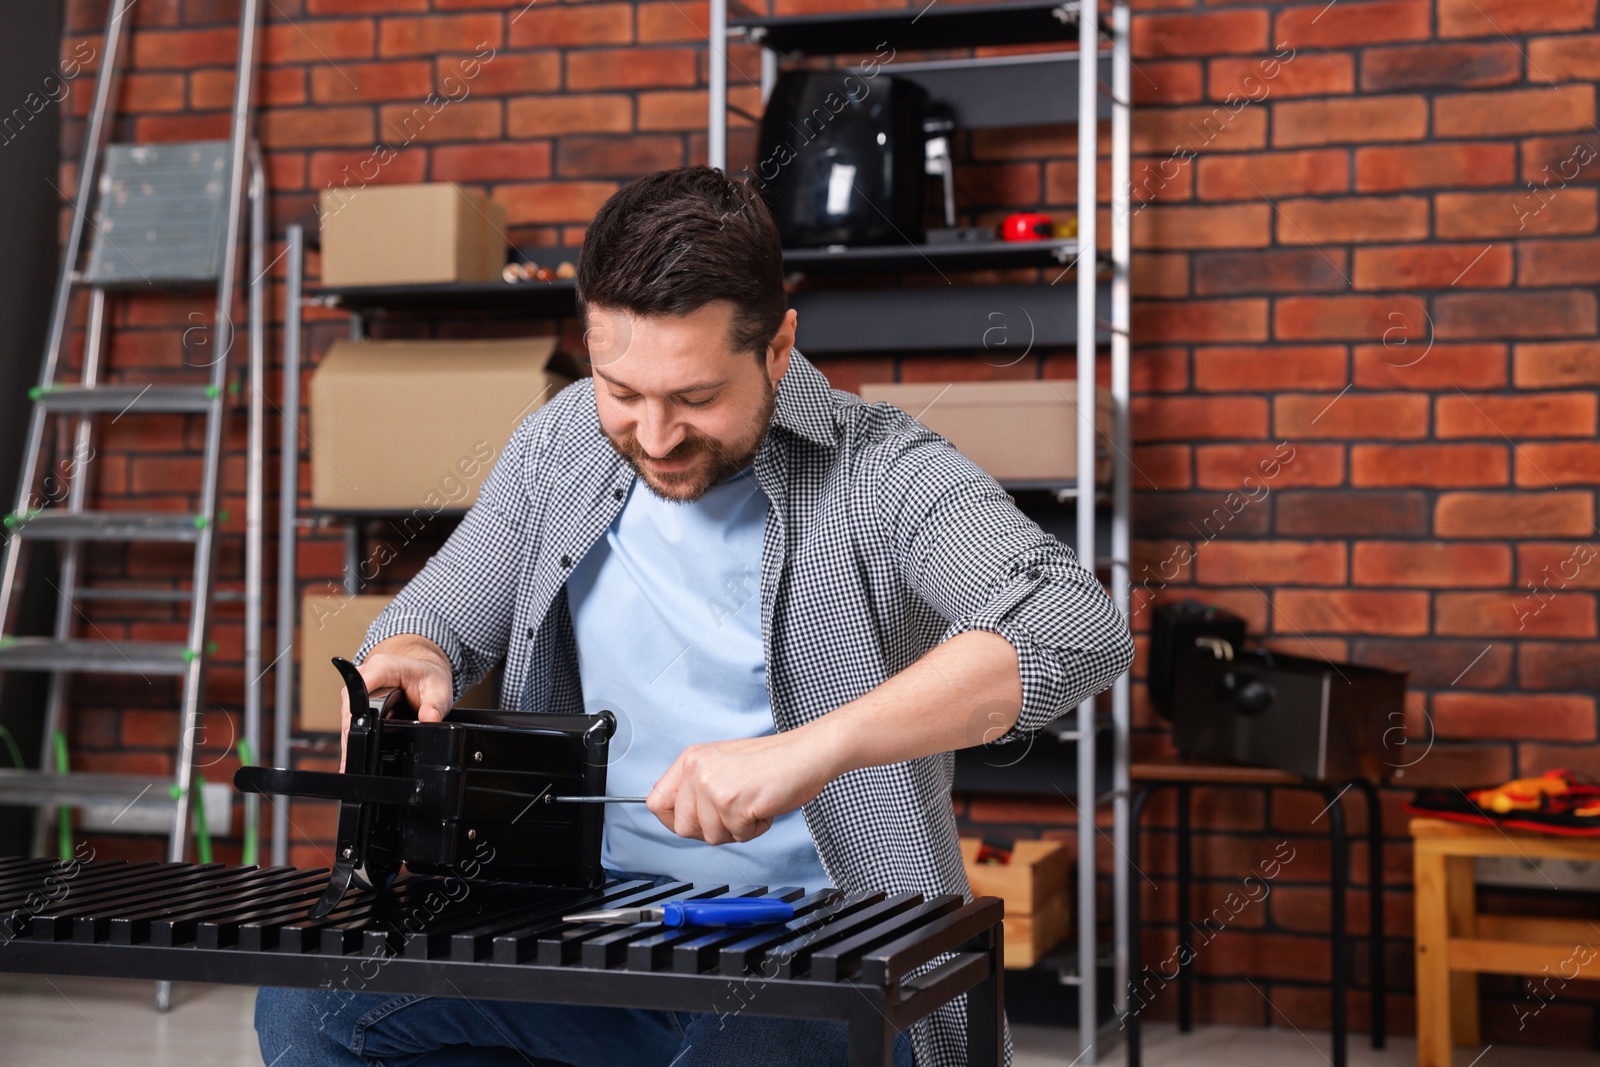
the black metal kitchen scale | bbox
[235,658,615,918]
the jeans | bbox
[253,870,914,1067]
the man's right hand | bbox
[339,634,454,772]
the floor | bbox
[0,975,1595,1067]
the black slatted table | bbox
[0,856,1003,1066]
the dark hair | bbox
[575,165,787,359]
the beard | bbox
[605,373,777,503]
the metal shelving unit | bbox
[708,1,1132,1060]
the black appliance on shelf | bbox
[756,69,933,247]
[1151,599,1406,782]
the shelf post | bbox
[709,0,727,171]
[1075,0,1100,1061]
[272,224,304,868]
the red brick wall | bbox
[46,0,1600,1046]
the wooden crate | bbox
[960,837,1072,969]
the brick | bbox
[131,27,237,68]
[259,107,373,149]
[263,20,374,64]
[1129,396,1270,441]
[1277,0,1431,47]
[379,15,502,58]
[1437,87,1596,139]
[1439,0,1596,38]
[309,60,432,104]
[1437,392,1597,440]
[1195,443,1344,489]
[1131,60,1206,107]
[1131,445,1193,491]
[1520,133,1600,186]
[1352,542,1511,587]
[1132,11,1269,59]
[1131,254,1190,299]
[637,0,708,42]
[1139,202,1273,251]
[1354,143,1517,192]
[493,181,618,225]
[1435,491,1595,538]
[557,134,683,178]
[1274,590,1429,636]
[1528,34,1600,82]
[640,87,761,132]
[1514,342,1600,386]
[1436,290,1598,340]
[1132,107,1267,155]
[1519,237,1600,287]
[309,148,426,189]
[1275,196,1428,245]
[1520,642,1600,690]
[1207,54,1353,101]
[1352,639,1512,689]
[117,72,185,112]
[1350,444,1508,488]
[1356,244,1510,291]
[1192,250,1349,295]
[1134,492,1272,540]
[1195,541,1347,585]
[437,52,562,97]
[1520,542,1600,589]
[1435,694,1595,741]
[508,3,633,48]
[1391,743,1511,788]
[1437,591,1597,638]
[1275,392,1427,439]
[431,142,551,183]
[1519,744,1600,780]
[1515,443,1600,487]
[1361,43,1523,91]
[1277,492,1428,536]
[1133,298,1269,342]
[963,162,1044,208]
[1274,97,1427,147]
[1195,149,1348,201]
[567,48,697,91]
[194,67,306,110]
[379,99,502,143]
[1446,188,1599,239]
[1275,295,1429,343]
[1192,346,1346,391]
[508,94,632,137]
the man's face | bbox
[586,300,797,503]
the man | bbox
[255,165,1132,1067]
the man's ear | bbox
[766,308,797,382]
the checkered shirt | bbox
[356,349,1135,1067]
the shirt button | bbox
[525,627,535,640]
[560,554,573,568]
[1027,567,1041,580]
[613,488,625,501]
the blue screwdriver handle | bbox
[661,899,796,927]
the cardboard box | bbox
[319,182,508,287]
[858,381,1114,485]
[310,336,570,511]
[300,594,498,733]
[960,837,1072,969]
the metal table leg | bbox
[1354,777,1386,1048]
[1176,782,1192,1033]
[1325,784,1348,1067]
[965,926,1004,1067]
[1126,783,1156,1067]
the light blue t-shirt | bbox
[564,468,832,894]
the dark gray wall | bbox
[0,0,66,855]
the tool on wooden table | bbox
[563,898,797,927]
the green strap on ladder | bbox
[53,731,71,861]
[168,778,212,864]
[237,739,256,866]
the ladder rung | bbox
[0,769,180,808]
[73,587,245,603]
[33,384,216,414]
[0,638,192,675]
[5,510,204,543]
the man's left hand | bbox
[647,729,838,844]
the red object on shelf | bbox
[1000,212,1053,241]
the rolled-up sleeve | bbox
[352,401,546,702]
[869,410,1134,746]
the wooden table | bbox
[1411,816,1600,1067]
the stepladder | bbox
[0,0,269,946]
[1411,817,1600,1066]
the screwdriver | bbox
[466,786,647,804]
[563,898,797,927]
